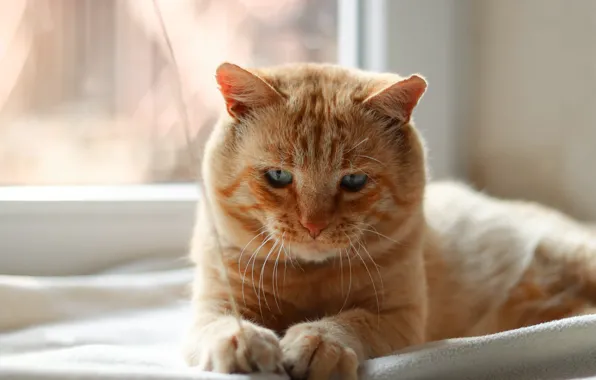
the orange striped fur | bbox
[185,63,596,379]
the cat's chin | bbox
[289,242,340,263]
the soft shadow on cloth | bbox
[1,258,596,380]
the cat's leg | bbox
[498,201,596,328]
[183,310,283,374]
[520,202,596,300]
[280,307,425,380]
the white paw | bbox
[281,322,359,380]
[185,317,283,374]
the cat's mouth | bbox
[267,225,354,262]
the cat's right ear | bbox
[363,75,427,123]
[215,62,283,119]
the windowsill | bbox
[0,184,199,276]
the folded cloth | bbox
[1,258,595,380]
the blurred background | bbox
[0,0,337,184]
[1,0,595,220]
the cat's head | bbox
[204,63,427,262]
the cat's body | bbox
[425,182,596,339]
[185,63,596,379]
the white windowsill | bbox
[0,184,199,276]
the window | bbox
[0,0,337,185]
[1,1,459,275]
[0,0,341,275]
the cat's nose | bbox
[300,220,328,239]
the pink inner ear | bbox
[214,62,282,119]
[215,72,233,97]
[215,67,244,99]
[215,70,246,117]
[399,76,427,120]
[364,74,427,122]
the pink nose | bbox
[301,220,328,239]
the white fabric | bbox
[1,258,596,380]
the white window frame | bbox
[0,0,463,276]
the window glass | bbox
[0,0,337,184]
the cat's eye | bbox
[264,169,293,188]
[340,173,368,192]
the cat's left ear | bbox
[363,75,427,123]
[215,62,284,119]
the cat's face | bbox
[207,63,427,262]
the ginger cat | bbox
[184,62,596,379]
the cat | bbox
[183,62,596,379]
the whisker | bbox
[360,227,398,244]
[258,240,278,315]
[345,232,380,325]
[272,233,285,312]
[356,154,385,167]
[338,247,353,313]
[358,240,385,306]
[282,256,288,286]
[338,248,344,297]
[282,243,290,287]
[246,235,273,306]
[295,259,305,272]
[241,233,272,305]
[358,240,382,269]
[238,228,267,278]
[285,243,304,272]
[345,137,369,154]
[241,252,256,306]
[287,247,298,270]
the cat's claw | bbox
[185,318,283,374]
[281,322,359,380]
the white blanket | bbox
[1,258,596,380]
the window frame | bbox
[0,0,463,275]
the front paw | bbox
[185,317,283,374]
[281,322,359,380]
